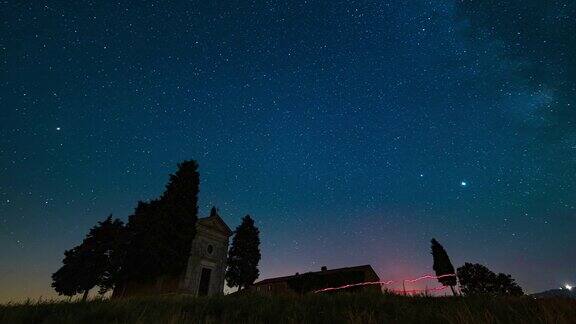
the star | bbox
[460,181,467,187]
[56,127,61,131]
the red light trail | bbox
[314,280,394,293]
[313,273,456,294]
[403,273,456,284]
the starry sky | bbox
[1,0,575,301]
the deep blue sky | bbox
[1,0,575,301]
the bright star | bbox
[56,127,61,131]
[461,181,467,187]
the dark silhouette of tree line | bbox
[431,238,524,296]
[51,216,124,300]
[52,160,261,301]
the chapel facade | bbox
[112,208,232,297]
[180,209,232,296]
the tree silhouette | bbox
[457,262,523,296]
[494,273,524,296]
[226,215,261,291]
[94,216,126,294]
[52,246,87,299]
[121,160,200,285]
[430,238,457,295]
[52,215,124,301]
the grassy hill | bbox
[1,292,575,324]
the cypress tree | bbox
[122,200,165,283]
[226,215,261,291]
[159,160,199,275]
[121,160,200,285]
[431,238,458,295]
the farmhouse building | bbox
[252,265,380,295]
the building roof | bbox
[254,264,379,285]
[197,212,233,236]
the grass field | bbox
[1,292,575,324]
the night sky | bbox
[1,1,575,301]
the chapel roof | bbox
[197,208,233,236]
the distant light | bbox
[56,127,61,131]
[566,284,573,291]
[461,181,467,187]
